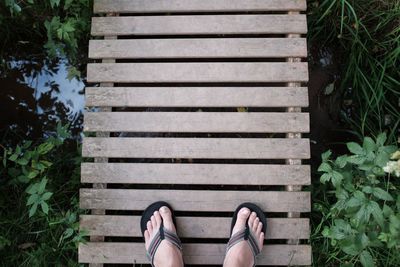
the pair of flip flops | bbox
[140,201,267,267]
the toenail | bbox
[160,206,168,212]
[240,208,250,214]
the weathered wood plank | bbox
[85,87,310,108]
[80,215,310,239]
[89,38,307,59]
[91,15,307,36]
[84,112,310,133]
[81,163,311,185]
[82,138,311,159]
[87,63,309,83]
[94,0,307,13]
[79,243,312,265]
[80,189,311,212]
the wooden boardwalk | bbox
[80,0,311,265]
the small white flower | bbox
[383,160,400,177]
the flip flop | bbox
[226,202,267,266]
[140,201,183,267]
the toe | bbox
[151,215,157,230]
[144,230,150,242]
[232,208,250,235]
[253,217,260,232]
[159,206,176,233]
[259,232,265,250]
[256,222,263,235]
[147,221,153,235]
[248,212,256,229]
[154,211,162,227]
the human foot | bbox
[144,206,184,267]
[223,208,265,267]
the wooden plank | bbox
[94,0,307,13]
[80,189,311,212]
[87,63,309,83]
[85,87,310,108]
[91,15,307,36]
[81,163,311,185]
[80,215,310,239]
[88,38,307,59]
[79,243,312,265]
[84,112,310,133]
[82,137,311,159]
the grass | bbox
[308,0,400,144]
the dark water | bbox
[0,57,84,143]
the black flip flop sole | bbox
[140,201,177,238]
[230,202,267,235]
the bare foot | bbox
[144,206,184,267]
[223,208,264,267]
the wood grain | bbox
[91,15,307,36]
[80,215,310,239]
[85,87,309,108]
[79,242,312,265]
[80,189,311,212]
[87,63,309,83]
[82,137,311,159]
[94,0,307,13]
[89,38,307,59]
[81,163,311,185]
[84,112,310,133]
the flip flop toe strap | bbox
[226,228,261,258]
[146,225,182,266]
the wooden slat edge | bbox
[82,137,311,159]
[87,62,309,83]
[88,38,308,59]
[79,189,311,212]
[85,87,310,108]
[91,15,308,36]
[83,112,310,133]
[79,243,312,265]
[81,163,311,185]
[80,215,310,239]
[94,0,307,13]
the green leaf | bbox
[320,173,332,184]
[9,154,18,161]
[63,228,74,239]
[41,192,53,201]
[17,158,29,166]
[376,133,387,147]
[363,137,376,153]
[28,170,39,179]
[372,188,394,201]
[360,250,374,267]
[335,155,348,168]
[29,203,38,217]
[50,0,61,8]
[347,197,363,208]
[321,150,332,161]
[347,142,364,155]
[331,171,344,187]
[347,155,366,165]
[37,142,54,155]
[26,183,39,194]
[27,194,39,206]
[38,178,48,194]
[2,149,7,167]
[369,201,384,227]
[318,162,332,173]
[40,202,49,214]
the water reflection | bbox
[0,57,84,142]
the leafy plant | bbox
[0,124,85,265]
[317,133,399,266]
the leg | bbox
[223,208,265,267]
[144,206,184,267]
